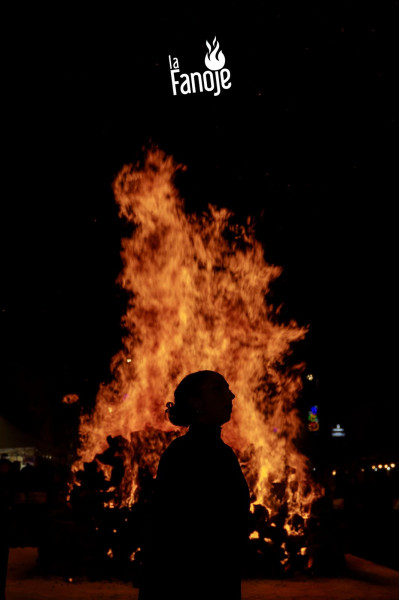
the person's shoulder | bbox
[157,433,193,478]
[159,432,192,463]
[165,432,191,452]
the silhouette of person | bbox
[138,370,250,600]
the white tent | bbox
[0,415,48,462]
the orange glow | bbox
[74,147,320,534]
[62,393,79,405]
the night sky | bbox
[1,3,398,457]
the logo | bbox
[169,37,231,97]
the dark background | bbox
[1,2,398,460]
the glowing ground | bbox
[5,548,399,600]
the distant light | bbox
[384,464,389,469]
[306,374,314,381]
[332,470,337,476]
[126,358,132,363]
[62,393,79,405]
[308,405,319,431]
[130,547,141,561]
[332,424,345,438]
[371,465,376,469]
[391,463,396,468]
[378,464,383,469]
[361,468,365,472]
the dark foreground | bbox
[5,547,399,600]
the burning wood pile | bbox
[66,147,327,579]
[68,431,337,580]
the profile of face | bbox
[190,372,235,427]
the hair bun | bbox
[165,401,175,414]
[165,399,191,427]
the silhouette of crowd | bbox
[1,443,397,597]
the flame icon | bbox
[205,37,225,70]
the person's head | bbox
[166,370,235,427]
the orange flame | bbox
[75,146,319,529]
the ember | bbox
[72,147,321,571]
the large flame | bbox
[75,147,318,531]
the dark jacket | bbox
[139,423,250,600]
